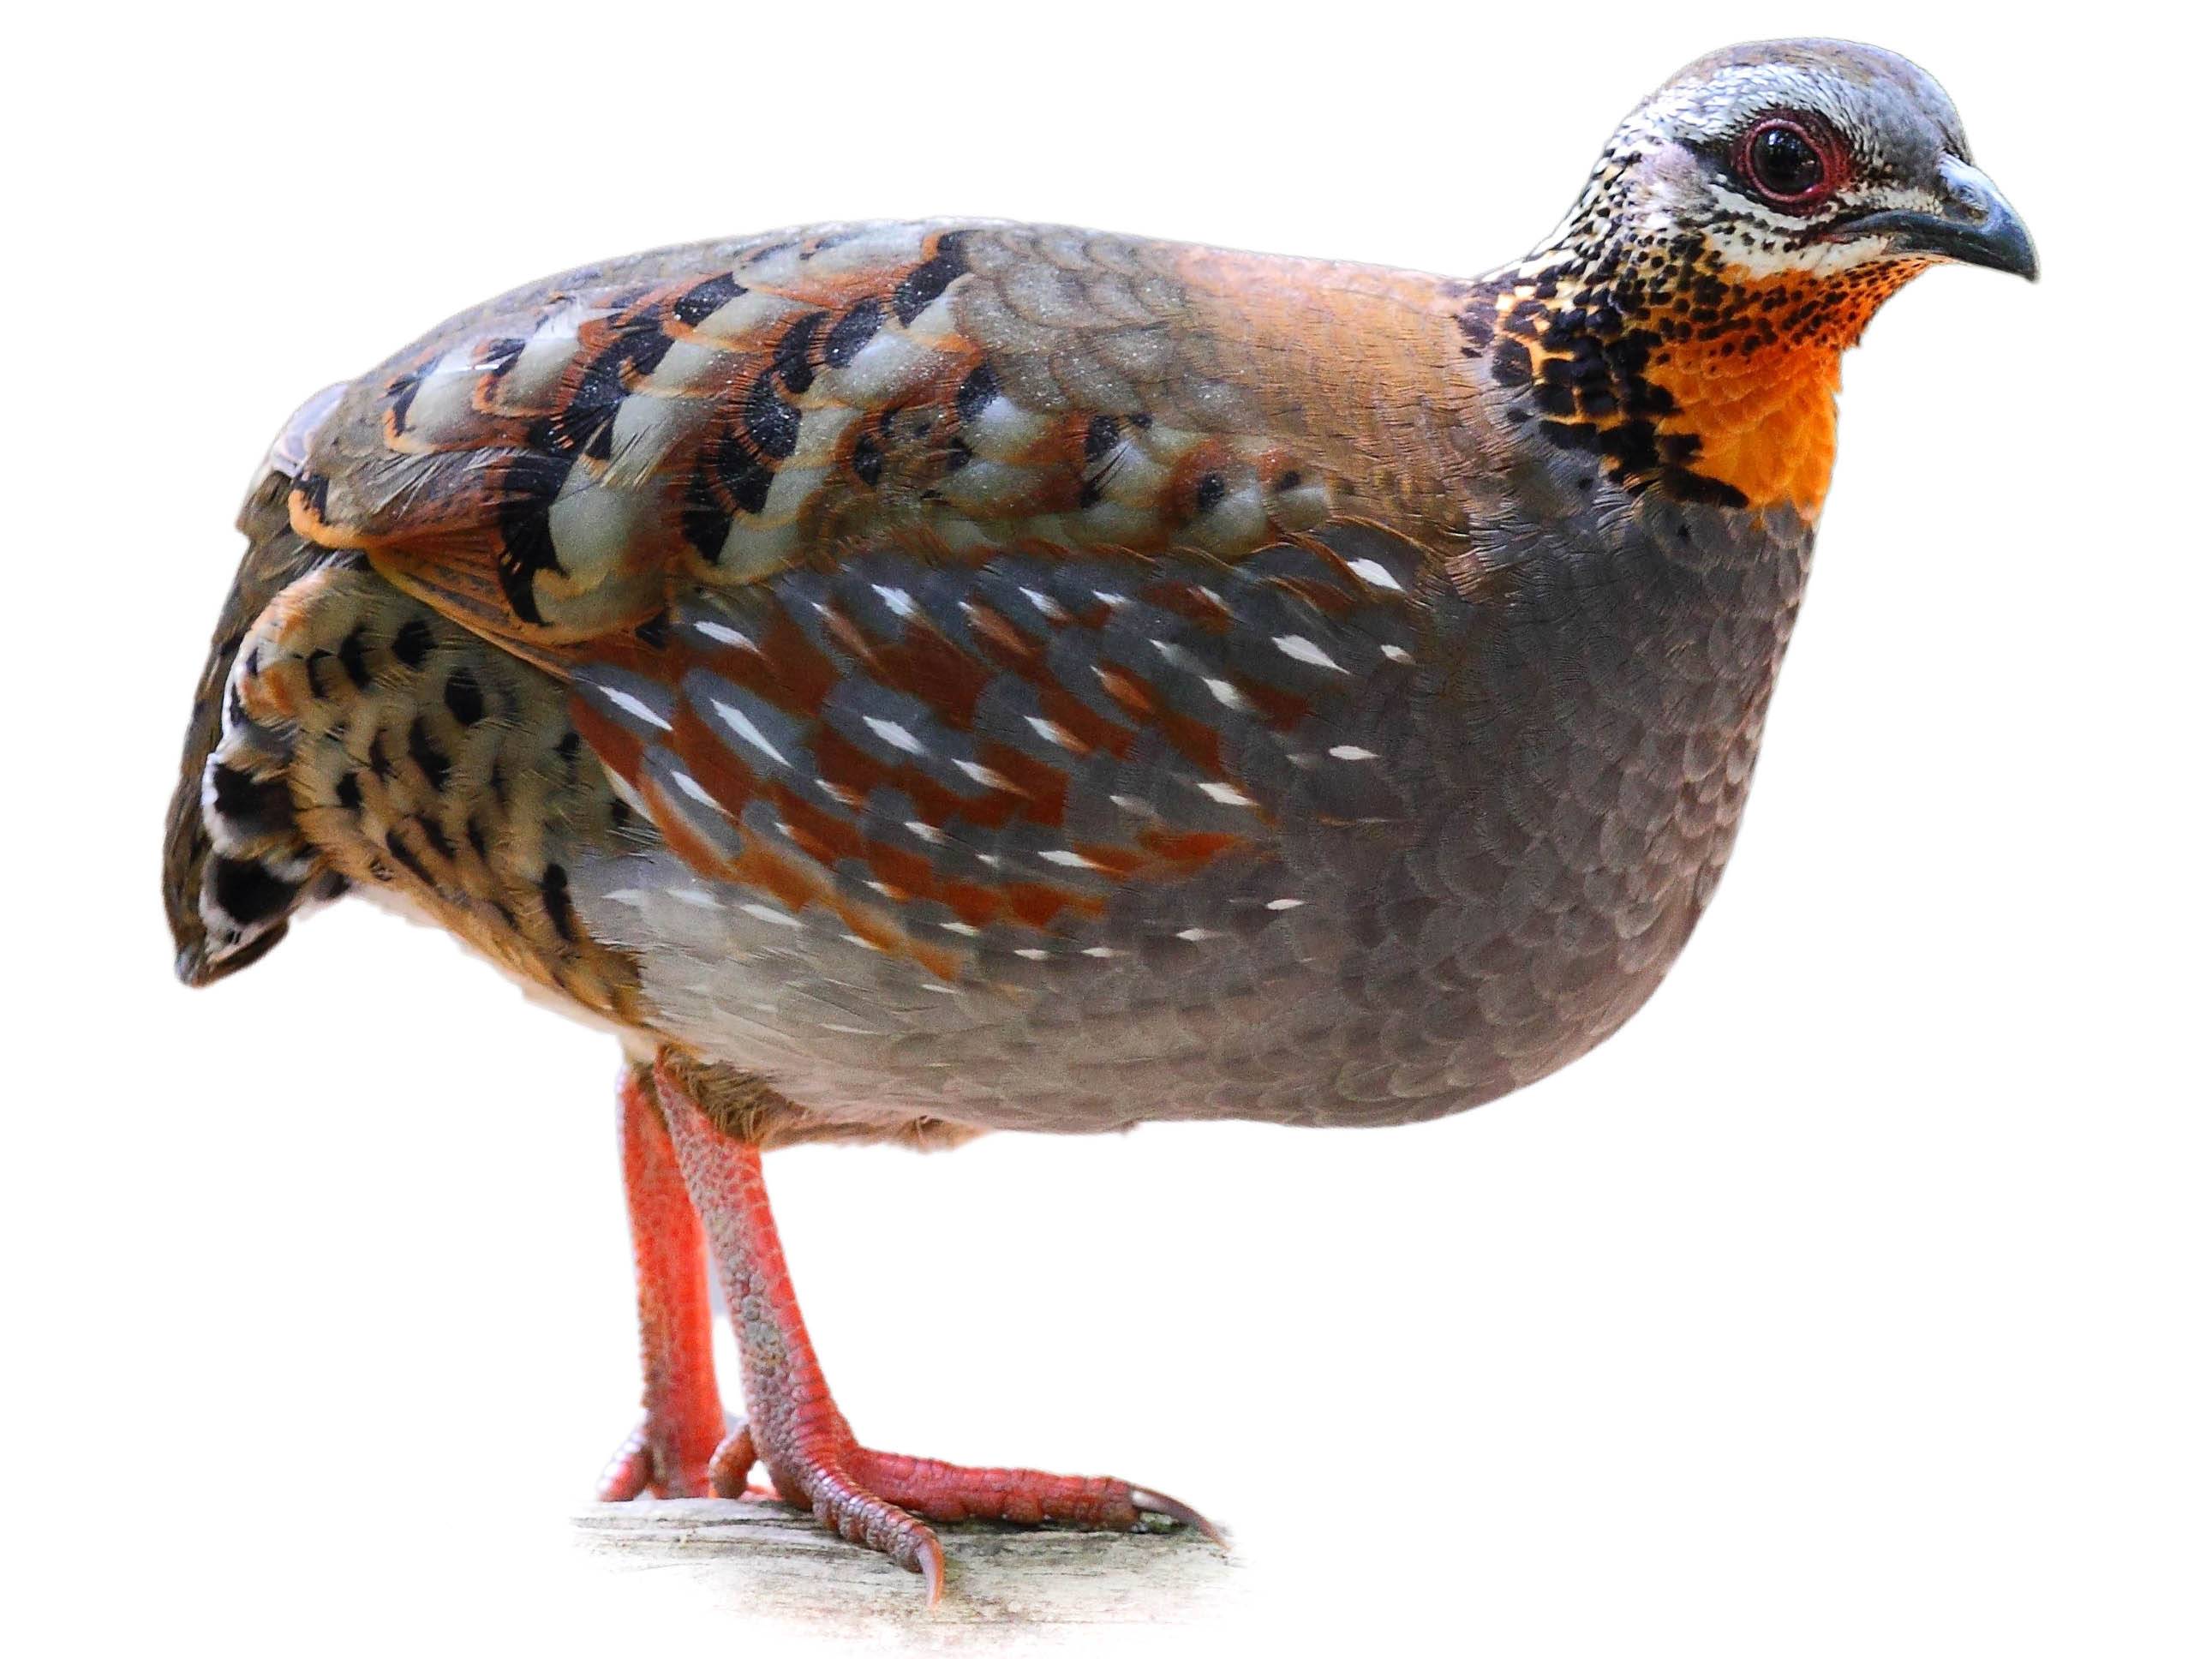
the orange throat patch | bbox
[1466,256,1928,521]
[1644,302,1846,518]
[1641,263,1928,518]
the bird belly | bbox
[565,756,1703,1136]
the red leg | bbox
[652,1055,1220,1602]
[596,1064,746,1500]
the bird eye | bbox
[1738,117,1834,207]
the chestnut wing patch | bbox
[570,533,1424,975]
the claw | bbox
[914,1531,945,1608]
[1130,1486,1229,1549]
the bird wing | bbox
[287,221,1476,959]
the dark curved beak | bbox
[1826,155,2039,280]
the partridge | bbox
[163,38,2033,1598]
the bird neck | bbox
[1460,232,1925,520]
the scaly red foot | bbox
[653,1055,1221,1602]
[596,1065,733,1500]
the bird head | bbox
[1468,39,2034,518]
[1558,39,2036,284]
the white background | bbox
[6,3,2205,1654]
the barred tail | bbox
[163,464,344,985]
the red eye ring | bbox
[1735,115,1845,209]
